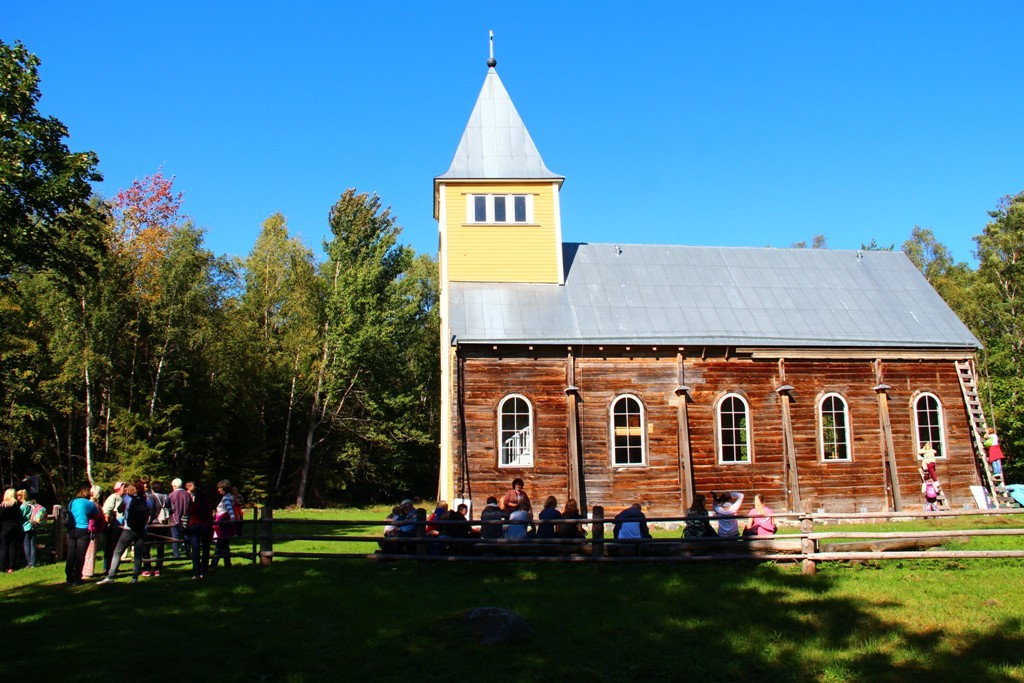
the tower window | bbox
[514,195,527,222]
[466,194,533,224]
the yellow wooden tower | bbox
[434,38,564,502]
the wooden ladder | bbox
[954,359,1009,507]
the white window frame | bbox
[717,393,752,464]
[818,393,852,462]
[498,394,534,468]
[465,194,534,224]
[913,392,946,460]
[610,394,646,467]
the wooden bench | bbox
[607,535,804,558]
[473,539,589,556]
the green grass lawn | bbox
[2,510,1023,682]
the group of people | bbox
[381,478,779,554]
[0,476,244,585]
[383,478,588,552]
[682,491,777,539]
[0,488,41,573]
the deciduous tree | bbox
[0,40,104,283]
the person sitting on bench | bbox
[613,503,651,540]
[712,491,745,538]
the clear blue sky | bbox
[6,2,1023,265]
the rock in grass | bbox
[441,606,534,645]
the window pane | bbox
[474,196,487,222]
[720,395,750,463]
[500,396,532,466]
[494,196,506,222]
[612,396,643,465]
[916,395,943,458]
[821,395,849,460]
[514,195,526,222]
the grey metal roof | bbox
[436,68,563,181]
[449,243,981,349]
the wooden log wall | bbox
[452,346,980,517]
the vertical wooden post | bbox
[874,361,902,511]
[675,350,693,514]
[799,501,817,575]
[566,347,583,508]
[777,360,801,512]
[591,505,604,560]
[259,506,273,567]
[53,505,66,562]
[415,508,428,563]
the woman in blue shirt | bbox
[65,486,98,585]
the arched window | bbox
[914,393,945,459]
[611,395,645,466]
[718,393,751,464]
[498,395,533,467]
[819,393,851,461]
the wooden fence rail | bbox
[251,505,1024,573]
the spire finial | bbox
[487,30,497,68]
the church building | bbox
[434,52,989,517]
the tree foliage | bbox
[901,197,1024,482]
[0,39,104,284]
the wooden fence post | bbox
[260,506,273,567]
[591,506,604,560]
[800,502,817,575]
[415,508,427,562]
[52,505,66,562]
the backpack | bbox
[60,503,75,532]
[126,495,149,532]
[154,493,171,524]
[29,503,47,527]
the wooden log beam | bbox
[819,537,956,553]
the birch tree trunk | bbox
[274,352,300,497]
[296,321,329,508]
[81,296,94,486]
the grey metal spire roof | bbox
[449,243,981,349]
[437,67,563,181]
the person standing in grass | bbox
[168,478,192,559]
[82,485,105,578]
[143,481,168,577]
[499,478,530,519]
[187,488,213,579]
[97,484,149,585]
[64,486,99,585]
[211,480,236,570]
[16,489,36,568]
[0,488,24,573]
[101,481,126,573]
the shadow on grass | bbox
[1,560,1022,682]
